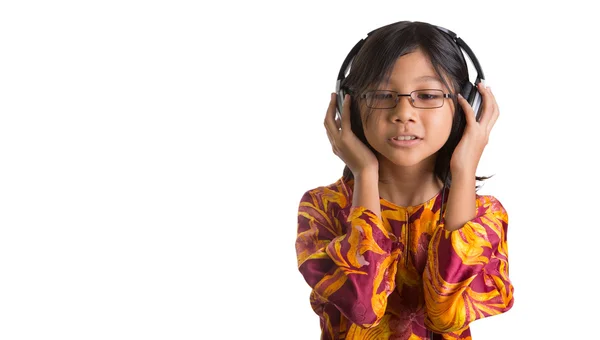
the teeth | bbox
[394,136,417,141]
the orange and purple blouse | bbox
[295,177,513,340]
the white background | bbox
[1,0,598,339]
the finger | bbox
[324,93,339,133]
[324,117,338,141]
[476,82,495,126]
[490,87,499,113]
[335,117,342,130]
[487,111,499,136]
[484,86,500,133]
[340,94,352,132]
[458,93,476,127]
[324,123,337,147]
[325,126,340,156]
[489,86,500,119]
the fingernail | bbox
[480,79,487,88]
[458,93,463,98]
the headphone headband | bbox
[336,37,366,82]
[335,21,485,119]
[433,25,485,81]
[336,23,484,87]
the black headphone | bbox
[335,22,486,226]
[335,22,485,121]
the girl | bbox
[295,21,513,340]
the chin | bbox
[384,155,427,167]
[379,150,438,169]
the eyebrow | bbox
[414,75,443,82]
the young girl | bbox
[295,21,513,340]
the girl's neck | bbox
[377,156,443,208]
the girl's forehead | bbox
[379,72,445,90]
[378,51,451,90]
[390,50,437,77]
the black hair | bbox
[340,21,491,188]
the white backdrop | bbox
[1,0,598,339]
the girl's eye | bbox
[412,90,445,108]
[373,93,393,99]
[416,93,440,100]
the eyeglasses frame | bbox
[359,89,455,109]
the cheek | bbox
[442,114,454,135]
[362,114,388,144]
[426,110,454,140]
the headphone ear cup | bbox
[460,82,473,104]
[470,90,482,120]
[336,87,347,118]
[460,82,482,120]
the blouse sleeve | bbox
[423,195,514,334]
[295,188,401,328]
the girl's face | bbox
[360,48,455,168]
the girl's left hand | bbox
[450,82,500,176]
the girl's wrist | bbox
[450,167,477,181]
[353,166,379,181]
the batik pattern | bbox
[296,178,513,339]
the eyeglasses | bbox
[360,89,454,109]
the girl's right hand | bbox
[324,93,379,176]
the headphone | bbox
[335,22,486,226]
[335,22,485,121]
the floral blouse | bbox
[295,177,513,340]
